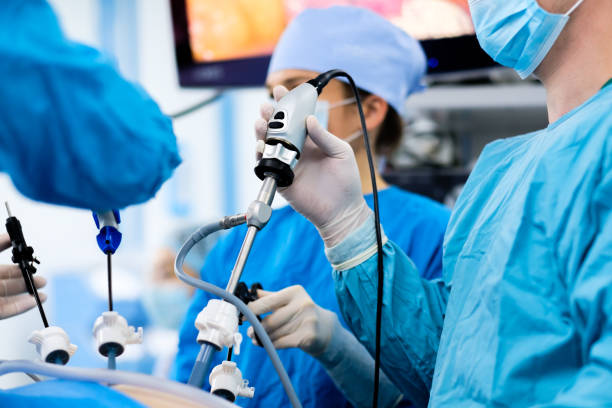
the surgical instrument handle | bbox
[4,202,48,328]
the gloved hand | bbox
[255,85,372,248]
[248,284,405,408]
[246,285,338,356]
[0,234,47,319]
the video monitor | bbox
[170,0,497,87]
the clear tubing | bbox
[174,220,302,408]
[188,343,218,388]
[0,360,237,408]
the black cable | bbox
[169,91,225,119]
[310,70,385,408]
[227,347,233,361]
[107,252,113,312]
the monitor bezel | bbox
[170,0,498,88]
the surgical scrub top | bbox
[327,82,612,407]
[173,186,450,408]
[0,0,180,210]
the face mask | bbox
[314,97,357,130]
[142,285,191,330]
[469,0,584,79]
[344,130,362,144]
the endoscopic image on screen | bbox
[184,0,474,63]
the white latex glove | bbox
[0,233,47,319]
[248,284,404,407]
[246,285,337,356]
[255,85,372,247]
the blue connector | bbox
[92,210,122,254]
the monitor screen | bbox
[170,0,496,87]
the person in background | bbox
[142,247,196,378]
[173,6,450,408]
[256,0,612,406]
[142,226,224,378]
[0,0,179,406]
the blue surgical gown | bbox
[328,83,612,407]
[173,186,450,407]
[0,0,180,210]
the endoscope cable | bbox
[309,70,385,408]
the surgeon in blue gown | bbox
[255,0,612,407]
[173,7,450,408]
[0,1,179,406]
[0,0,180,210]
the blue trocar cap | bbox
[268,5,427,115]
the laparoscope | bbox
[91,210,143,370]
[175,69,385,408]
[0,69,384,408]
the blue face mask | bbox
[469,0,584,79]
[314,98,362,145]
[142,286,191,330]
[314,98,357,130]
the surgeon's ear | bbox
[361,94,388,132]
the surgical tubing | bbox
[188,342,218,388]
[0,360,236,408]
[175,220,303,408]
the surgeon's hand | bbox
[0,234,47,320]
[247,285,338,356]
[255,86,371,248]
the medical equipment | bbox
[175,69,385,408]
[4,203,45,324]
[170,1,497,88]
[4,202,77,365]
[92,210,143,370]
[0,359,237,408]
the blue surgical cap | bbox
[268,6,426,115]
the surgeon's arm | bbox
[0,1,180,210]
[316,316,405,408]
[247,284,405,408]
[532,172,612,407]
[326,215,449,408]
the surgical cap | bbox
[268,6,426,115]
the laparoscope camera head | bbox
[254,70,348,188]
[254,83,319,187]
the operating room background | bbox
[0,0,548,389]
